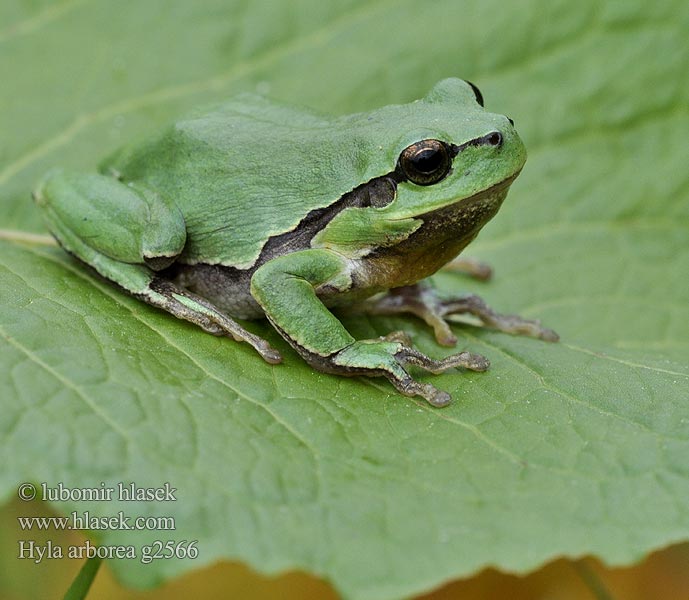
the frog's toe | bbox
[472,306,560,342]
[396,345,490,374]
[442,256,494,281]
[388,346,488,407]
[389,376,452,408]
[497,318,559,342]
[427,317,457,347]
[380,330,414,345]
[538,326,560,343]
[255,342,283,364]
[433,293,561,343]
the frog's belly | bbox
[171,263,262,319]
[170,261,382,320]
[170,258,391,320]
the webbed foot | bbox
[331,337,489,407]
[353,283,559,346]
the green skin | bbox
[34,78,557,407]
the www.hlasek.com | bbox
[16,481,199,565]
[18,510,175,532]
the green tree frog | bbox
[34,78,557,407]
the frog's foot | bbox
[146,278,282,364]
[357,284,559,346]
[433,292,559,343]
[330,339,489,407]
[442,256,493,281]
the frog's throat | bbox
[356,170,520,288]
[415,169,520,240]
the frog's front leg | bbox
[34,170,281,364]
[251,250,488,407]
[353,281,559,346]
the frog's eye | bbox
[398,139,453,186]
[463,80,484,107]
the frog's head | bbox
[378,77,526,220]
[314,78,526,262]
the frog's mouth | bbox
[423,168,521,220]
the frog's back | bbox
[103,94,381,269]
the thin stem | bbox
[63,556,102,600]
[0,228,56,246]
[571,558,617,600]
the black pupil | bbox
[412,147,442,173]
[487,132,502,146]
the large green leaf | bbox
[2,1,688,598]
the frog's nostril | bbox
[487,132,503,147]
[507,117,514,126]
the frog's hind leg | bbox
[351,282,559,346]
[138,276,282,364]
[34,170,281,363]
[64,237,281,364]
[77,249,283,363]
